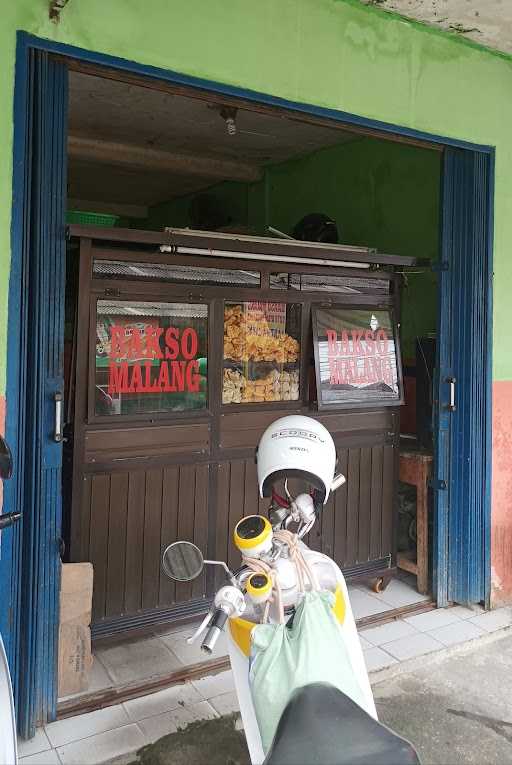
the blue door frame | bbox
[3,31,494,734]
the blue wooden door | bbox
[434,148,493,606]
[5,48,68,738]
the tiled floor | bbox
[60,575,429,704]
[22,580,510,765]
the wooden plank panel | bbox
[124,470,146,614]
[85,422,210,463]
[370,446,384,560]
[243,459,259,518]
[320,488,335,560]
[192,464,209,599]
[215,462,231,589]
[175,465,196,603]
[318,411,394,437]
[159,466,179,606]
[220,409,394,450]
[79,475,92,561]
[333,448,349,568]
[346,448,361,566]
[381,445,395,556]
[227,461,245,572]
[89,474,110,620]
[357,447,372,563]
[142,469,164,611]
[105,472,128,618]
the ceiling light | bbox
[219,107,238,136]
[160,245,370,269]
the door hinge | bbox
[428,478,447,491]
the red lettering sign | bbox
[326,328,393,387]
[107,325,201,394]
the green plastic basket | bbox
[67,210,119,227]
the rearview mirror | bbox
[162,541,204,582]
[0,436,13,480]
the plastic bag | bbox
[249,590,368,754]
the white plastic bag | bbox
[249,590,367,754]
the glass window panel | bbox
[223,301,301,405]
[270,272,390,294]
[95,300,208,416]
[313,307,400,406]
[93,260,260,288]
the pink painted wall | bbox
[491,381,512,604]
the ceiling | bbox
[68,72,357,214]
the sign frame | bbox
[311,303,405,411]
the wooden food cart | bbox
[66,227,412,637]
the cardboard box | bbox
[58,563,94,697]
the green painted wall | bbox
[148,138,440,359]
[148,180,249,231]
[1,0,512,395]
[262,138,440,360]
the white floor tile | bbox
[123,682,202,722]
[427,620,487,647]
[19,750,61,765]
[17,728,52,758]
[404,608,462,632]
[360,619,418,646]
[365,578,430,609]
[468,607,512,633]
[136,711,178,743]
[383,632,444,661]
[95,636,181,684]
[56,724,145,765]
[159,629,228,665]
[358,634,373,650]
[191,670,236,699]
[364,647,398,673]
[157,619,201,638]
[348,589,390,619]
[58,656,114,702]
[449,605,485,620]
[45,704,130,748]
[138,701,218,744]
[209,691,240,716]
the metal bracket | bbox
[428,479,447,491]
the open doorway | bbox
[58,69,441,707]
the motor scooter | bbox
[0,434,19,765]
[162,419,420,765]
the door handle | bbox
[54,392,64,442]
[446,377,456,412]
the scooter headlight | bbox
[233,515,273,557]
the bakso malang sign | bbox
[106,323,201,394]
[312,306,401,408]
[326,328,394,387]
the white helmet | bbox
[256,415,336,504]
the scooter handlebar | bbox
[201,608,228,654]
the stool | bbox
[397,450,433,595]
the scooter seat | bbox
[263,682,420,765]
